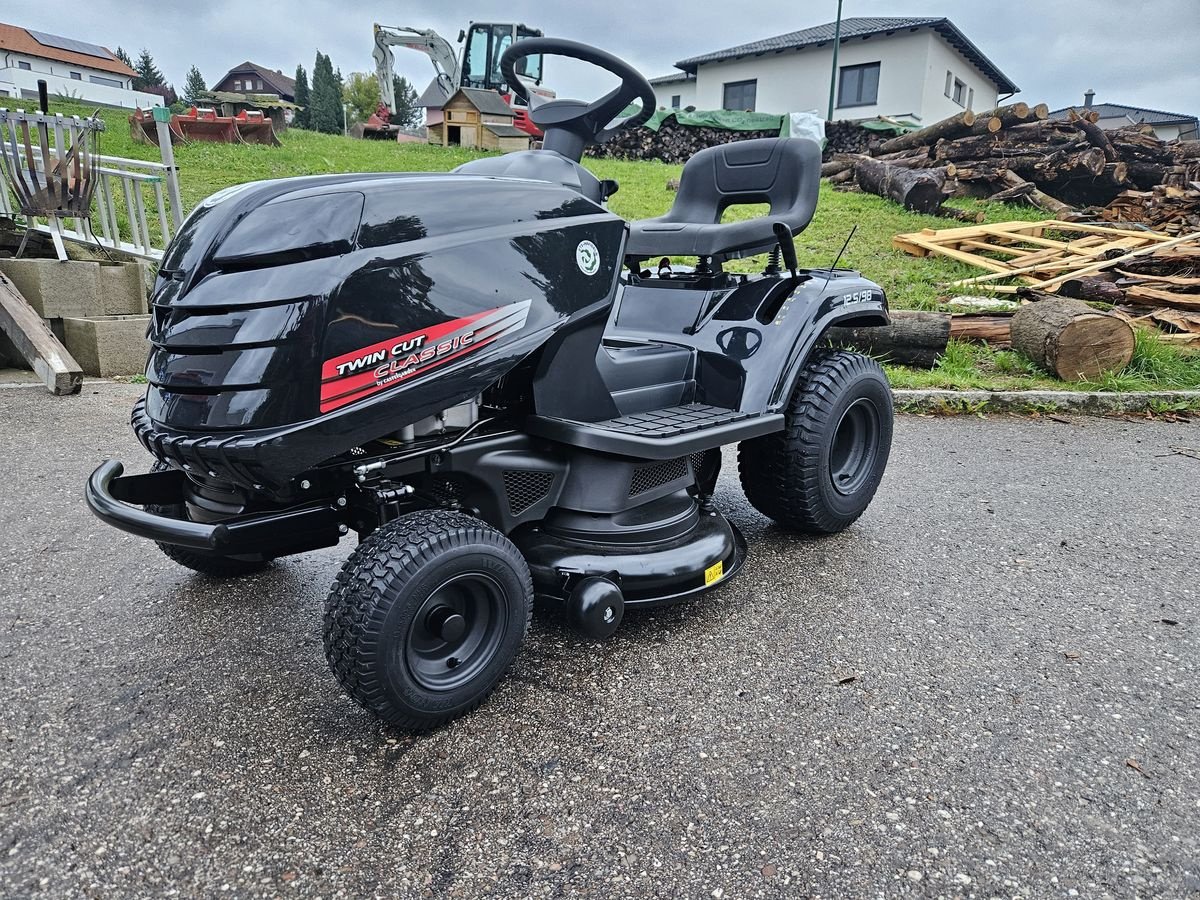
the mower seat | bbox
[625,137,820,260]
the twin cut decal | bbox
[319,299,532,414]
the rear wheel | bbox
[738,350,893,533]
[323,510,533,731]
[144,462,272,578]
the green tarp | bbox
[643,108,786,134]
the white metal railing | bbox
[0,107,183,261]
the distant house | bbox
[212,62,296,102]
[427,88,529,152]
[1050,92,1197,142]
[650,16,1018,124]
[0,21,161,108]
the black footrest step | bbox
[527,403,783,459]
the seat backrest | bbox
[661,137,821,236]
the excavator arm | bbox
[373,23,460,113]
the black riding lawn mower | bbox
[87,39,893,731]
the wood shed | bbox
[427,88,530,153]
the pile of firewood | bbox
[1067,243,1200,343]
[585,116,778,164]
[824,120,872,156]
[822,103,1200,227]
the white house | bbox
[650,16,1018,124]
[1050,92,1197,142]
[0,21,162,109]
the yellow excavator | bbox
[372,21,553,137]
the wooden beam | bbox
[0,273,83,395]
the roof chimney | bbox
[1084,89,1095,109]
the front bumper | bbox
[85,460,343,555]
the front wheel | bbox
[323,510,533,731]
[738,350,893,533]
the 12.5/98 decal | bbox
[319,299,532,414]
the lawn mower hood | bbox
[140,172,627,484]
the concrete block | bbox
[0,258,150,318]
[98,262,151,315]
[62,315,151,377]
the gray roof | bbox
[455,87,515,116]
[416,77,449,108]
[649,72,694,86]
[1048,101,1197,127]
[673,16,1018,94]
[484,123,529,138]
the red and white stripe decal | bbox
[319,299,532,414]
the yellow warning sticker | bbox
[704,560,724,585]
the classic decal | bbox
[319,299,532,414]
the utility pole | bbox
[826,0,844,120]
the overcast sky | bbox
[16,0,1199,115]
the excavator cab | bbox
[461,22,544,91]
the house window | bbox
[967,88,974,110]
[70,72,82,80]
[256,79,263,90]
[722,79,756,111]
[671,94,681,109]
[944,71,953,97]
[89,74,122,87]
[18,61,31,70]
[952,78,967,106]
[838,62,880,108]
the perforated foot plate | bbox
[527,403,782,458]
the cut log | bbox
[979,102,1032,133]
[994,171,1077,217]
[876,110,977,155]
[1010,297,1135,380]
[950,314,1012,346]
[0,273,83,395]
[1056,275,1126,304]
[1073,115,1118,162]
[825,310,950,368]
[854,157,947,213]
[821,157,855,178]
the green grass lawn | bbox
[40,99,1200,392]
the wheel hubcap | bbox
[829,398,880,496]
[405,573,508,691]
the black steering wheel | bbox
[499,38,657,156]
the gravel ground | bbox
[0,382,1197,899]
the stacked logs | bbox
[824,120,873,156]
[585,116,779,164]
[824,103,1200,227]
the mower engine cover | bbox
[139,173,626,485]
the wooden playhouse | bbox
[427,88,530,153]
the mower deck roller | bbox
[130,106,280,146]
[90,38,894,732]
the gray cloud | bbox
[15,0,1198,114]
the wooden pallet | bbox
[892,220,1199,293]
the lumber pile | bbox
[824,102,1200,225]
[891,220,1200,347]
[586,116,778,164]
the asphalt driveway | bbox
[1,382,1196,898]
